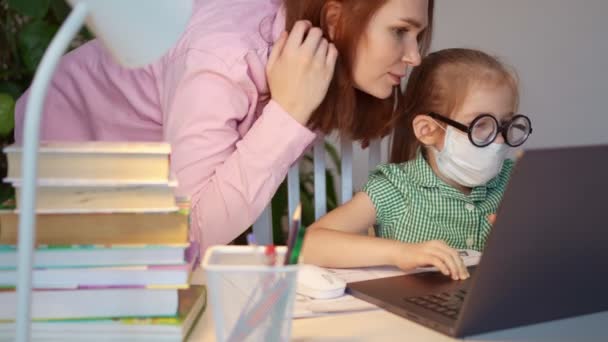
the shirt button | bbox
[466,237,475,248]
[465,203,475,212]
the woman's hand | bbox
[266,20,338,125]
[391,240,470,280]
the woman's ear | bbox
[323,1,342,40]
[413,114,443,146]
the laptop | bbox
[347,145,608,337]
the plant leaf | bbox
[0,82,24,99]
[8,0,51,18]
[0,12,22,72]
[325,140,342,174]
[325,169,338,210]
[268,141,341,235]
[0,185,16,210]
[0,93,15,137]
[18,20,59,73]
[271,181,288,244]
[302,154,313,164]
[49,0,71,22]
[299,184,315,228]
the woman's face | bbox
[353,0,429,99]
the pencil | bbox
[283,203,301,265]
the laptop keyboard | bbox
[404,289,467,319]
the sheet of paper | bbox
[293,293,377,318]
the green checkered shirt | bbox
[362,151,513,251]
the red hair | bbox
[283,0,435,142]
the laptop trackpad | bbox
[347,266,476,301]
[401,266,475,296]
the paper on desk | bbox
[294,293,377,318]
[293,249,481,319]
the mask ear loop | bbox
[421,118,447,157]
[428,117,447,132]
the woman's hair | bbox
[389,48,520,163]
[283,0,435,142]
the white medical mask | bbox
[432,126,508,187]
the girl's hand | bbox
[392,240,470,280]
[487,213,497,225]
[266,20,338,125]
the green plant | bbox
[0,0,92,206]
[0,0,87,98]
[270,141,341,243]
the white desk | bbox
[188,269,608,341]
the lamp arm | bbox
[15,3,89,341]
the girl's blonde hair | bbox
[390,48,519,163]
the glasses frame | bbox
[427,112,533,147]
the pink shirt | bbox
[15,0,316,253]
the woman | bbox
[15,0,434,254]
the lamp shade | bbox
[66,0,193,67]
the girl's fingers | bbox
[426,255,451,277]
[430,248,461,280]
[487,213,497,225]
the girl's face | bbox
[435,83,517,151]
[426,82,517,194]
[352,0,428,99]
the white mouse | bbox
[296,264,346,299]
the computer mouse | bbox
[296,264,346,299]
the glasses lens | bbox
[507,116,532,146]
[471,115,498,146]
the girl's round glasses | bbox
[427,112,533,147]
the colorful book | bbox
[0,285,206,341]
[0,211,189,245]
[0,244,188,269]
[0,263,191,288]
[4,141,171,182]
[0,287,182,320]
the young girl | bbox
[14,0,434,255]
[302,48,533,280]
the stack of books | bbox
[0,142,205,341]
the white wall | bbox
[344,0,608,191]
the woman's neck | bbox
[423,148,472,195]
